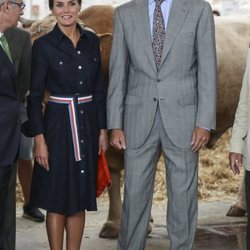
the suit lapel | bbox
[0,45,17,91]
[132,0,157,73]
[160,0,189,68]
[5,31,19,74]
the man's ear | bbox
[0,2,9,13]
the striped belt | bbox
[48,94,93,162]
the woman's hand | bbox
[35,134,49,171]
[98,129,109,154]
[229,152,243,175]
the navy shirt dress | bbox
[23,24,106,215]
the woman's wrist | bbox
[100,129,107,135]
[35,134,45,144]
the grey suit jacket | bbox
[107,0,217,149]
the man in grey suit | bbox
[0,1,30,249]
[107,0,217,249]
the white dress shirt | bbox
[0,31,4,50]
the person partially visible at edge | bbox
[5,5,45,228]
[0,1,28,249]
[107,0,217,249]
[229,48,250,250]
[22,0,108,249]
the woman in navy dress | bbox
[23,0,108,249]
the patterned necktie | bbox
[152,0,165,70]
[0,34,12,62]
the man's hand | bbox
[109,129,126,150]
[191,127,210,152]
[229,152,243,175]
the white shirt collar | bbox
[149,0,165,4]
[0,32,3,38]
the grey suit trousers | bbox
[118,108,198,250]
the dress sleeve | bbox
[93,37,107,129]
[22,39,49,137]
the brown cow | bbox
[21,9,250,238]
[209,16,250,147]
[211,17,250,218]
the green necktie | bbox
[0,34,12,62]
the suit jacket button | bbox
[157,79,160,82]
[153,98,157,102]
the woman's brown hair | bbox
[49,0,82,10]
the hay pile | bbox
[153,128,243,203]
[16,129,242,204]
[198,129,241,200]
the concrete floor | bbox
[16,199,247,250]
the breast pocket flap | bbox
[125,95,142,105]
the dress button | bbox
[80,110,84,114]
[81,170,84,174]
[82,154,84,158]
[79,81,83,85]
[78,66,82,70]
[77,51,81,55]
[59,61,63,65]
[81,140,84,143]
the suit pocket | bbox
[125,95,142,106]
[178,95,197,106]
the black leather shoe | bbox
[23,204,45,222]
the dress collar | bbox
[49,23,86,46]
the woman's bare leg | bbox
[65,211,85,250]
[46,212,65,250]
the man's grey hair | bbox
[0,0,15,5]
[0,0,7,5]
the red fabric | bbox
[96,151,111,197]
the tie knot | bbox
[155,0,164,6]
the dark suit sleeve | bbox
[17,32,31,101]
[93,37,107,129]
[22,39,48,137]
